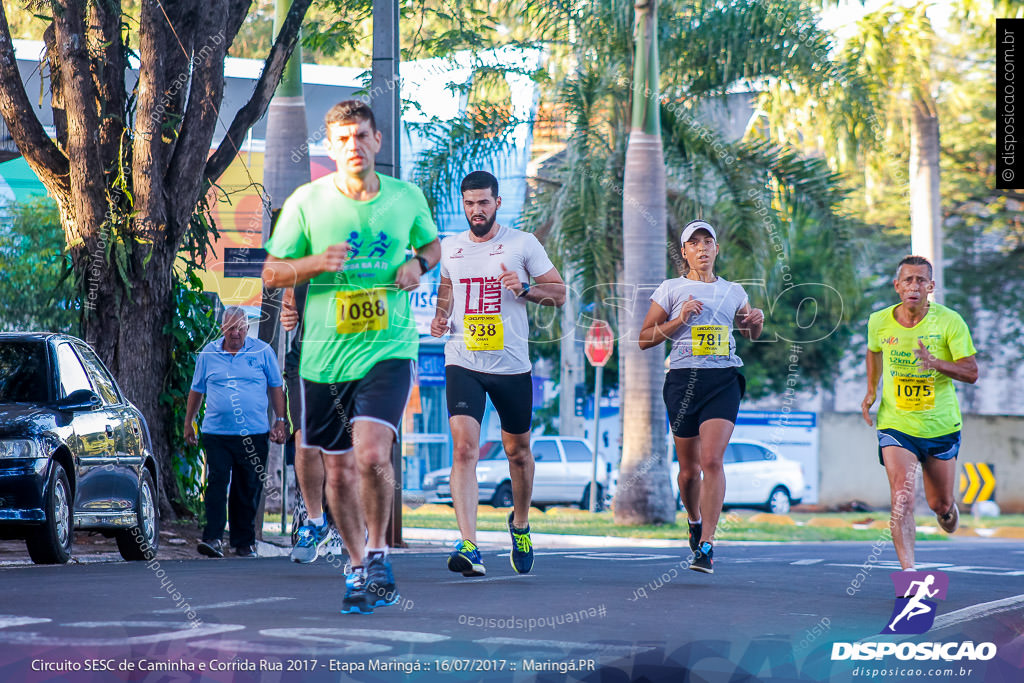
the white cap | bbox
[680,220,717,245]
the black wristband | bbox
[415,255,430,275]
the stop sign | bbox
[584,320,614,367]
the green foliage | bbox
[159,268,218,520]
[158,199,221,519]
[0,198,79,334]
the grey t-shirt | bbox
[650,276,749,369]
[440,225,555,374]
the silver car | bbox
[422,436,614,510]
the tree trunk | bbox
[909,100,942,302]
[76,228,180,518]
[614,0,674,525]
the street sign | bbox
[584,320,614,367]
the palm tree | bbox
[616,0,672,524]
[410,0,872,522]
[261,0,312,345]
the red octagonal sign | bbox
[584,320,614,367]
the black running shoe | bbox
[689,541,714,574]
[365,554,400,607]
[687,520,702,554]
[197,539,224,558]
[340,571,374,615]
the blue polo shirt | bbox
[191,336,283,436]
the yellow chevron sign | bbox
[959,463,996,504]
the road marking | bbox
[0,616,51,629]
[0,622,243,646]
[153,597,295,613]
[261,628,450,644]
[475,637,653,656]
[563,553,675,561]
[440,575,537,584]
[929,593,1024,632]
[791,559,824,565]
[190,638,391,656]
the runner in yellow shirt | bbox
[861,256,978,570]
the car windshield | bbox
[481,441,504,460]
[0,341,50,403]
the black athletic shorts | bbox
[301,359,415,453]
[445,365,533,435]
[664,367,746,439]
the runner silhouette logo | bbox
[883,571,949,635]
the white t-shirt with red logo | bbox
[439,225,555,374]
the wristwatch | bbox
[517,281,531,298]
[414,255,430,275]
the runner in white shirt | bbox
[639,220,764,575]
[431,171,565,577]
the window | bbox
[55,344,93,398]
[532,440,559,462]
[722,445,738,464]
[75,344,121,405]
[0,341,49,403]
[732,444,769,463]
[562,441,593,462]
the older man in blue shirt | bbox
[184,307,288,558]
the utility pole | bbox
[372,0,404,546]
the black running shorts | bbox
[664,367,745,439]
[301,359,414,453]
[445,365,533,435]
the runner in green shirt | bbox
[861,256,978,570]
[263,99,440,614]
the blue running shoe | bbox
[365,554,400,607]
[340,571,373,614]
[507,512,534,574]
[689,541,714,574]
[447,539,486,577]
[291,520,331,564]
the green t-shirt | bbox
[264,173,438,383]
[867,302,976,438]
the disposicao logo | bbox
[884,570,948,635]
[831,571,997,662]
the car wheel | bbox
[580,484,605,512]
[26,463,73,564]
[116,470,159,561]
[767,486,792,515]
[490,483,514,508]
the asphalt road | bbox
[0,540,1022,682]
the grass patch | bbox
[402,508,955,542]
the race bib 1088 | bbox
[335,288,388,334]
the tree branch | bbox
[53,0,108,241]
[133,0,200,242]
[88,0,128,175]
[203,0,314,185]
[166,1,232,235]
[0,5,68,189]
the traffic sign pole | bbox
[589,364,603,513]
[584,320,614,513]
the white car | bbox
[668,439,806,514]
[422,436,614,510]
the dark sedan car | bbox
[0,333,159,563]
